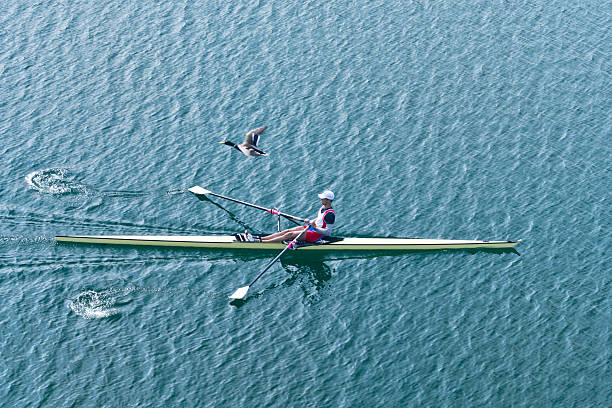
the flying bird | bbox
[220,126,268,157]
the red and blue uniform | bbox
[305,206,335,242]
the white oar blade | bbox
[188,186,211,196]
[229,286,250,300]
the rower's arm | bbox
[312,225,331,235]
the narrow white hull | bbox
[56,235,520,251]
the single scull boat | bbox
[55,186,520,252]
[55,234,520,250]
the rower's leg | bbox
[261,230,287,240]
[261,229,303,243]
[261,231,292,242]
[261,226,303,241]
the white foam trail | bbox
[68,290,119,320]
[25,168,87,195]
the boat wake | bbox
[67,286,222,319]
[25,168,87,195]
[25,168,187,198]
[0,206,208,236]
[68,289,123,320]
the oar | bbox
[188,186,306,225]
[229,226,309,300]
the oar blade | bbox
[229,286,250,300]
[188,186,211,200]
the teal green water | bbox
[1,1,610,406]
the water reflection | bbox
[229,255,334,306]
[280,256,333,300]
[228,246,520,306]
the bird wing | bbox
[244,126,267,146]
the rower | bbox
[245,190,336,243]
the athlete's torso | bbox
[314,206,335,235]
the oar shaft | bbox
[206,191,271,214]
[248,226,308,287]
[190,186,306,223]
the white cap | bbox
[317,190,334,200]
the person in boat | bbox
[245,190,336,243]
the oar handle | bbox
[266,208,303,226]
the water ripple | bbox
[0,0,609,406]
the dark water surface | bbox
[1,1,609,406]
